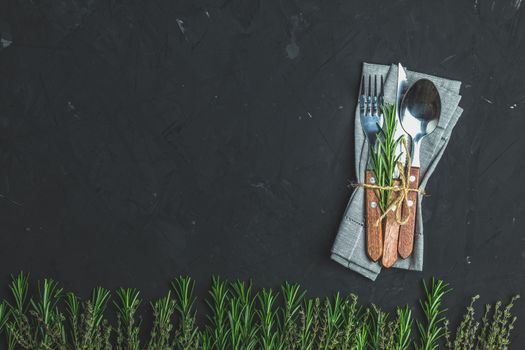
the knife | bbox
[381,63,410,268]
[396,63,417,260]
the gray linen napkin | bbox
[331,63,463,280]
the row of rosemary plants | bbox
[0,273,518,350]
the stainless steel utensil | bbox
[381,63,411,268]
[394,64,410,168]
[397,78,441,258]
[399,79,441,167]
[360,74,384,262]
[360,75,383,147]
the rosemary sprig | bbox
[91,287,112,329]
[228,280,258,350]
[257,288,280,350]
[395,305,413,350]
[206,276,230,350]
[30,278,66,349]
[200,329,212,350]
[416,278,450,350]
[6,272,30,350]
[369,103,403,212]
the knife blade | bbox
[394,63,410,169]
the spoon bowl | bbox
[399,79,441,166]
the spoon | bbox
[397,78,441,258]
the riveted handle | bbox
[364,170,383,261]
[382,179,401,268]
[398,167,420,259]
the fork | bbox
[359,74,384,262]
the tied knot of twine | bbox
[353,137,426,227]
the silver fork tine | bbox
[366,75,372,116]
[368,75,371,97]
[378,75,384,115]
[359,75,366,114]
[372,75,378,117]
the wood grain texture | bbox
[365,170,382,261]
[382,179,401,268]
[398,167,420,259]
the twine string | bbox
[353,137,426,226]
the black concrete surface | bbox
[1,0,525,346]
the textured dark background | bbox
[1,0,525,346]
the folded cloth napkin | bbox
[331,63,463,281]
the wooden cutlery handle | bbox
[365,170,383,261]
[382,179,401,268]
[398,167,420,259]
